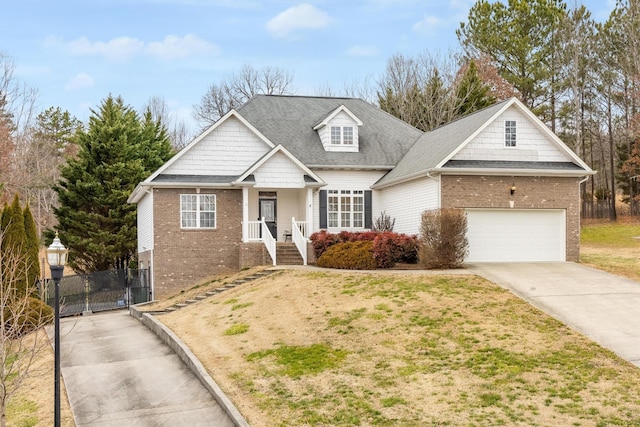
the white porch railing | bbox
[245,218,309,266]
[247,220,262,241]
[260,218,277,265]
[292,217,308,266]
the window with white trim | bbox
[505,120,516,147]
[330,126,354,145]
[327,190,364,228]
[180,194,216,229]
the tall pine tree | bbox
[52,96,174,273]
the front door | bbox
[259,198,277,238]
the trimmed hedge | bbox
[311,230,419,269]
[316,241,378,270]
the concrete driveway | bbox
[469,262,640,368]
[58,310,236,426]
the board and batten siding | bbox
[163,116,270,176]
[453,105,571,162]
[253,151,307,188]
[379,176,439,235]
[137,192,153,252]
[311,170,386,231]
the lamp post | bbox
[47,233,67,427]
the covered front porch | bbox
[240,187,315,265]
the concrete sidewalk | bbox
[59,310,236,426]
[469,262,640,367]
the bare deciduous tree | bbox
[0,229,53,427]
[144,96,191,151]
[193,64,295,129]
[377,51,497,131]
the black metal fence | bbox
[41,268,150,317]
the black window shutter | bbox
[364,190,372,229]
[319,190,327,229]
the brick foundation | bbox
[239,242,273,268]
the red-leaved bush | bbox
[310,230,419,268]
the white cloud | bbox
[145,34,219,60]
[62,34,217,62]
[69,36,145,62]
[346,45,378,57]
[64,73,95,91]
[412,14,442,35]
[266,3,331,38]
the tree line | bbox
[1,0,640,273]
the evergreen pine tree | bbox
[455,60,496,116]
[2,195,26,292]
[22,204,40,287]
[53,95,174,273]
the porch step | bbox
[276,242,304,265]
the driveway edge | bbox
[129,306,250,427]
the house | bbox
[128,95,595,298]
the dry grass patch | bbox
[160,269,640,426]
[6,332,75,426]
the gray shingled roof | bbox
[443,160,585,171]
[236,95,423,168]
[375,99,511,186]
[152,174,238,183]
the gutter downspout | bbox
[426,172,440,208]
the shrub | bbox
[372,232,420,268]
[310,230,377,258]
[317,241,377,270]
[372,211,396,232]
[310,230,340,258]
[395,234,420,264]
[4,297,54,338]
[419,208,468,269]
[372,232,400,268]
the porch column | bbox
[242,186,249,242]
[306,187,314,236]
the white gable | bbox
[316,110,362,153]
[452,105,572,162]
[253,151,308,188]
[164,116,271,176]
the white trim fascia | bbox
[141,109,276,185]
[371,170,431,189]
[128,184,146,204]
[312,105,364,130]
[233,144,326,185]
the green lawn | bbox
[580,221,640,281]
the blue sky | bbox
[2,0,616,133]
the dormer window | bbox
[505,120,516,147]
[314,105,363,152]
[331,126,354,145]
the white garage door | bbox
[465,209,566,262]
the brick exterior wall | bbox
[152,188,243,298]
[440,175,581,261]
[239,242,273,268]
